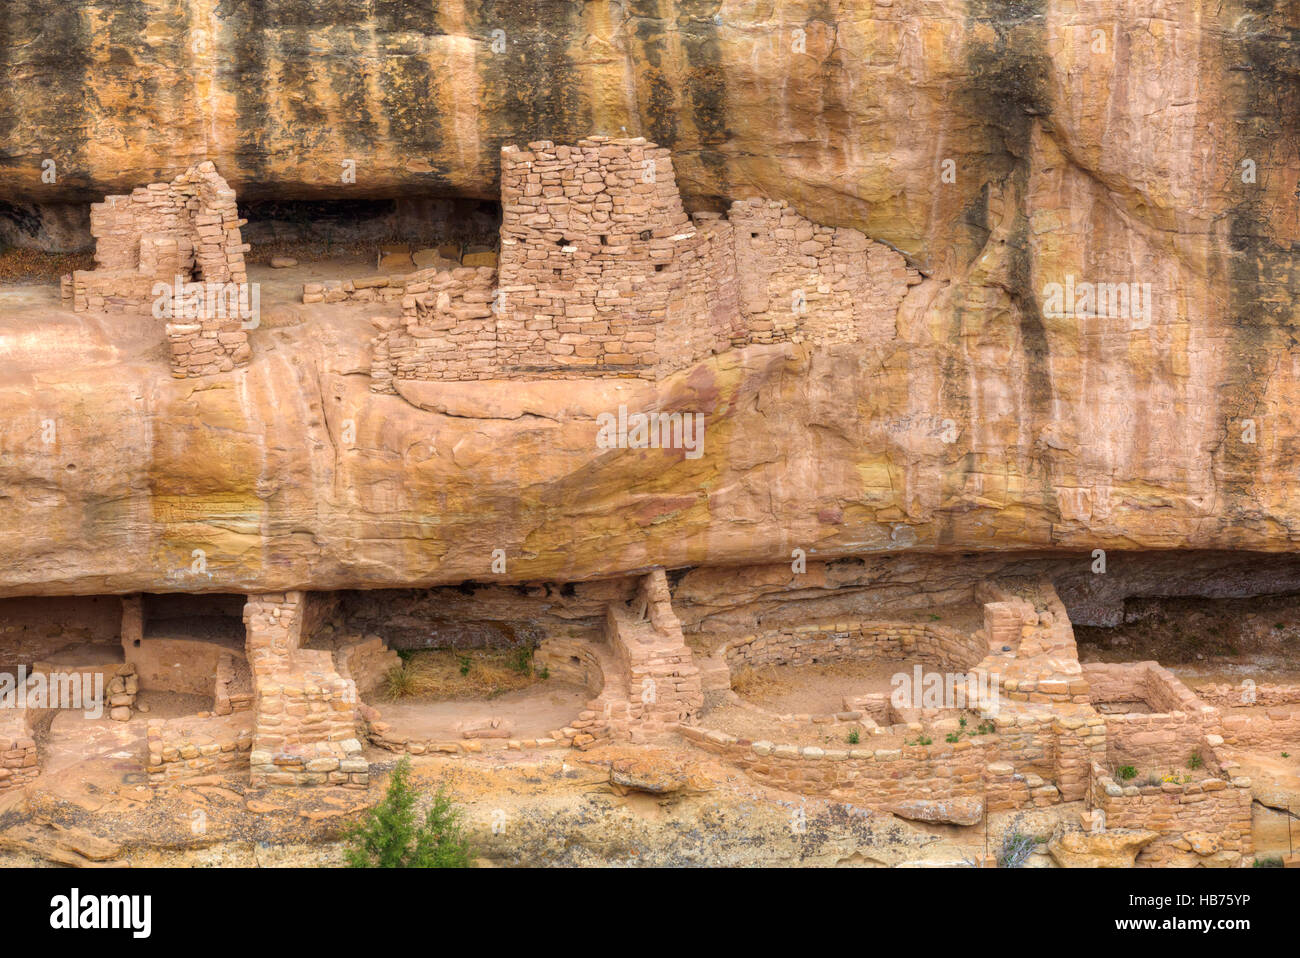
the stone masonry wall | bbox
[244,592,367,787]
[983,599,1038,652]
[604,569,703,741]
[1083,662,1219,770]
[1193,682,1300,750]
[213,650,253,716]
[728,198,919,346]
[492,137,737,378]
[335,636,400,699]
[1194,682,1300,708]
[696,577,1105,805]
[1091,760,1254,866]
[369,266,500,392]
[691,693,1102,809]
[1190,681,1300,712]
[685,723,999,813]
[722,620,988,673]
[0,710,38,793]
[1219,704,1300,750]
[66,162,251,378]
[369,137,914,389]
[975,581,1090,706]
[147,712,253,785]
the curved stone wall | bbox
[723,620,988,674]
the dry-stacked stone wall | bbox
[147,713,254,785]
[1091,758,1254,866]
[66,162,252,378]
[369,136,917,390]
[728,198,917,345]
[722,620,988,673]
[1082,662,1220,769]
[244,593,367,788]
[0,711,38,793]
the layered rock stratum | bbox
[0,1,1296,596]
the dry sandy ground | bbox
[376,681,589,740]
[731,659,908,715]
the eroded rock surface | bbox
[0,4,1294,594]
[1047,827,1158,868]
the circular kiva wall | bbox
[365,636,617,756]
[722,620,988,675]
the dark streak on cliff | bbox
[225,0,271,185]
[473,0,590,188]
[677,0,729,206]
[628,0,678,151]
[1216,1,1300,508]
[0,2,93,197]
[938,0,1056,546]
[376,1,452,194]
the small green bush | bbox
[1117,765,1138,781]
[1187,750,1204,770]
[509,646,534,674]
[846,729,860,745]
[344,757,473,868]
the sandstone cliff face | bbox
[1,2,1294,259]
[4,301,1300,596]
[0,3,1296,596]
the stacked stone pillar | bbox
[244,592,367,787]
[603,569,703,741]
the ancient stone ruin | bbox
[0,132,1293,869]
[0,0,1296,882]
[64,161,252,378]
[1,550,1294,872]
[367,137,919,388]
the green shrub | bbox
[344,757,473,868]
[509,646,534,674]
[846,729,860,745]
[458,654,472,677]
[1187,750,1204,770]
[1117,765,1138,781]
[1254,856,1284,868]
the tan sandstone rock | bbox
[1047,828,1158,868]
[890,797,985,827]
